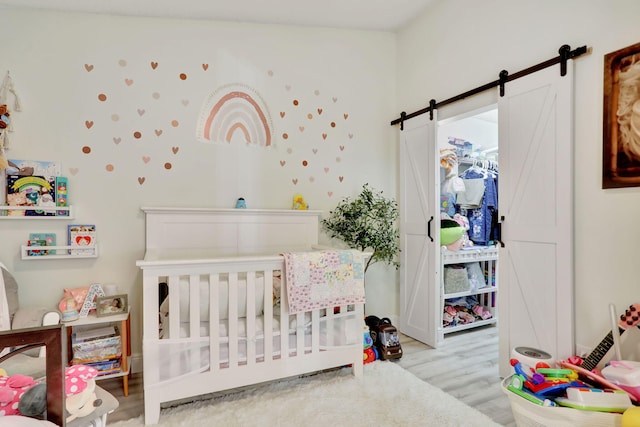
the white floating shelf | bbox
[20,244,98,260]
[0,205,75,219]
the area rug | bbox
[110,361,501,427]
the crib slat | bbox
[189,274,200,338]
[246,271,256,366]
[228,272,238,367]
[167,275,180,340]
[209,272,220,372]
[296,312,304,356]
[311,310,319,353]
[279,274,289,360]
[263,270,273,363]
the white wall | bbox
[397,0,640,352]
[0,8,398,356]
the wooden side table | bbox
[64,308,131,396]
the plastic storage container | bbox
[602,360,640,401]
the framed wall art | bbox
[603,41,640,188]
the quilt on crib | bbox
[283,250,366,315]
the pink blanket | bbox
[282,250,366,315]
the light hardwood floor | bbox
[100,324,515,426]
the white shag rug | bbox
[110,361,501,427]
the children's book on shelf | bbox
[55,176,69,216]
[6,159,61,176]
[68,224,96,255]
[28,232,57,255]
[26,239,47,256]
[6,175,57,216]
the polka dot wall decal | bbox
[299,126,305,132]
[118,59,127,67]
[317,108,323,115]
[283,133,289,139]
[164,163,172,170]
[292,179,298,185]
[152,92,160,100]
[309,177,314,182]
[181,99,189,106]
[138,177,145,185]
[328,191,333,197]
[332,97,338,103]
[179,73,187,80]
[280,112,286,118]
[202,64,209,71]
[82,146,91,154]
[336,157,341,162]
[322,133,327,140]
[307,113,313,119]
[84,64,94,72]
[287,148,293,154]
[151,61,158,70]
[113,137,121,144]
[330,122,336,128]
[339,176,344,182]
[340,145,345,151]
[125,79,134,86]
[154,130,163,136]
[348,133,354,139]
[302,160,308,166]
[98,94,107,102]
[286,85,291,91]
[344,114,349,120]
[69,168,79,176]
[111,114,120,121]
[142,156,151,164]
[171,120,179,127]
[172,147,179,154]
[134,131,142,139]
[85,121,94,129]
[324,167,329,173]
[106,164,114,172]
[314,90,320,95]
[293,100,299,106]
[268,70,274,77]
[312,148,318,154]
[137,109,146,116]
[280,160,286,166]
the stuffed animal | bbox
[64,365,101,423]
[0,373,39,416]
[292,194,308,210]
[235,197,247,209]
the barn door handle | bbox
[496,216,505,247]
[427,216,434,242]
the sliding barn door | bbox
[497,63,574,376]
[399,114,440,347]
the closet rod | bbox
[390,44,590,127]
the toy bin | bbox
[501,377,622,427]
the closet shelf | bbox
[20,244,98,260]
[0,205,75,219]
[442,246,498,264]
[442,317,498,335]
[444,285,497,300]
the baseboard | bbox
[130,353,143,374]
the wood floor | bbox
[100,324,515,426]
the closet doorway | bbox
[399,63,575,377]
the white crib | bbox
[136,207,365,425]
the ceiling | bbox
[0,0,436,32]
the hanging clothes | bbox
[457,164,498,246]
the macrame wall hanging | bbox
[0,71,22,170]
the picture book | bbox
[28,232,57,255]
[68,224,96,255]
[55,176,69,216]
[6,159,61,177]
[27,239,47,256]
[6,175,57,216]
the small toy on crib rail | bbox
[292,194,308,210]
[235,197,247,209]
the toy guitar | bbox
[559,303,640,402]
[580,303,640,372]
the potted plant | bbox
[321,183,400,273]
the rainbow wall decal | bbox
[196,84,273,147]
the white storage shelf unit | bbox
[440,246,498,340]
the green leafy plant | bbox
[321,183,400,273]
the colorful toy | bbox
[65,365,101,422]
[555,387,632,413]
[235,197,247,209]
[0,373,39,416]
[622,406,640,427]
[292,194,308,210]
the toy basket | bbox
[501,376,622,427]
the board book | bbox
[28,232,57,255]
[68,224,96,255]
[6,175,57,216]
